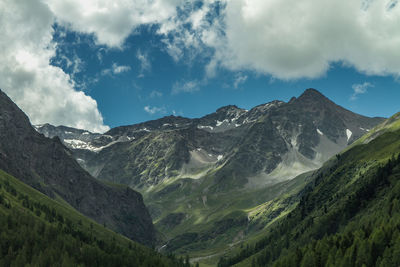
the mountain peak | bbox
[300,88,325,98]
[295,88,333,105]
[216,105,241,113]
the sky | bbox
[1,0,400,133]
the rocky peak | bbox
[296,88,326,101]
[300,88,325,97]
[216,105,241,113]
[0,89,33,133]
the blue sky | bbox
[1,0,400,132]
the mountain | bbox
[219,112,400,266]
[37,89,384,189]
[35,89,385,258]
[0,89,156,246]
[0,169,187,267]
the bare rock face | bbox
[0,89,156,246]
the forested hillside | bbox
[0,169,188,267]
[219,128,400,266]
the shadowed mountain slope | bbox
[0,89,156,246]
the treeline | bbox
[218,153,400,266]
[0,177,189,267]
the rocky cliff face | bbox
[0,89,156,246]
[37,89,384,191]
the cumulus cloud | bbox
[211,0,400,79]
[144,105,166,115]
[351,82,373,100]
[0,0,109,133]
[158,0,400,80]
[43,0,400,80]
[43,0,184,48]
[172,80,200,94]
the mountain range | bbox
[34,88,385,259]
[36,89,383,189]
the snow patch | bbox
[317,129,323,135]
[64,139,98,151]
[217,155,223,161]
[63,135,132,152]
[243,118,256,124]
[64,139,87,146]
[346,129,352,141]
[216,119,230,127]
[65,131,73,134]
[198,125,214,130]
[82,132,89,135]
[291,136,298,147]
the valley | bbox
[35,88,386,264]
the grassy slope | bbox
[352,112,400,146]
[0,169,186,267]
[219,127,400,266]
[143,169,312,265]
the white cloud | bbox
[172,80,200,94]
[43,0,184,48]
[157,0,400,80]
[351,82,373,100]
[101,63,131,76]
[144,105,166,115]
[112,63,131,74]
[233,73,248,89]
[0,0,109,133]
[44,0,400,80]
[210,0,400,79]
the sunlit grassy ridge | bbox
[353,112,400,146]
